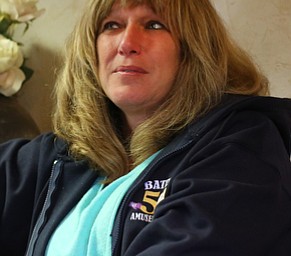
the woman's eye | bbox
[146,21,166,30]
[103,21,120,31]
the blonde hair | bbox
[53,0,269,181]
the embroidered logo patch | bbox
[129,178,171,223]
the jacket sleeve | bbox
[0,133,57,256]
[122,111,291,256]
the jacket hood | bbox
[187,94,291,155]
[228,95,291,153]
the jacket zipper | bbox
[112,135,198,255]
[25,159,62,256]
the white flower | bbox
[0,0,44,96]
[0,66,25,96]
[0,0,45,22]
[0,35,25,96]
[0,35,23,73]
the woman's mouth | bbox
[114,66,148,74]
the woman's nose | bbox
[118,25,142,56]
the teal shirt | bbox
[45,151,161,256]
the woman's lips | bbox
[114,66,148,74]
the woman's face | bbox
[97,2,180,128]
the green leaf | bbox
[20,65,34,82]
[0,15,13,35]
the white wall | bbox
[17,0,291,131]
[213,0,291,98]
[17,0,85,131]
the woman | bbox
[1,0,291,255]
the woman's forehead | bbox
[99,0,163,23]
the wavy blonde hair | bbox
[53,0,269,181]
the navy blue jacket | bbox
[1,95,291,256]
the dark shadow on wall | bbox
[16,43,64,133]
[0,95,40,143]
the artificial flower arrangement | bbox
[0,0,44,97]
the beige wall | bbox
[16,0,85,132]
[17,0,291,132]
[213,0,291,98]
